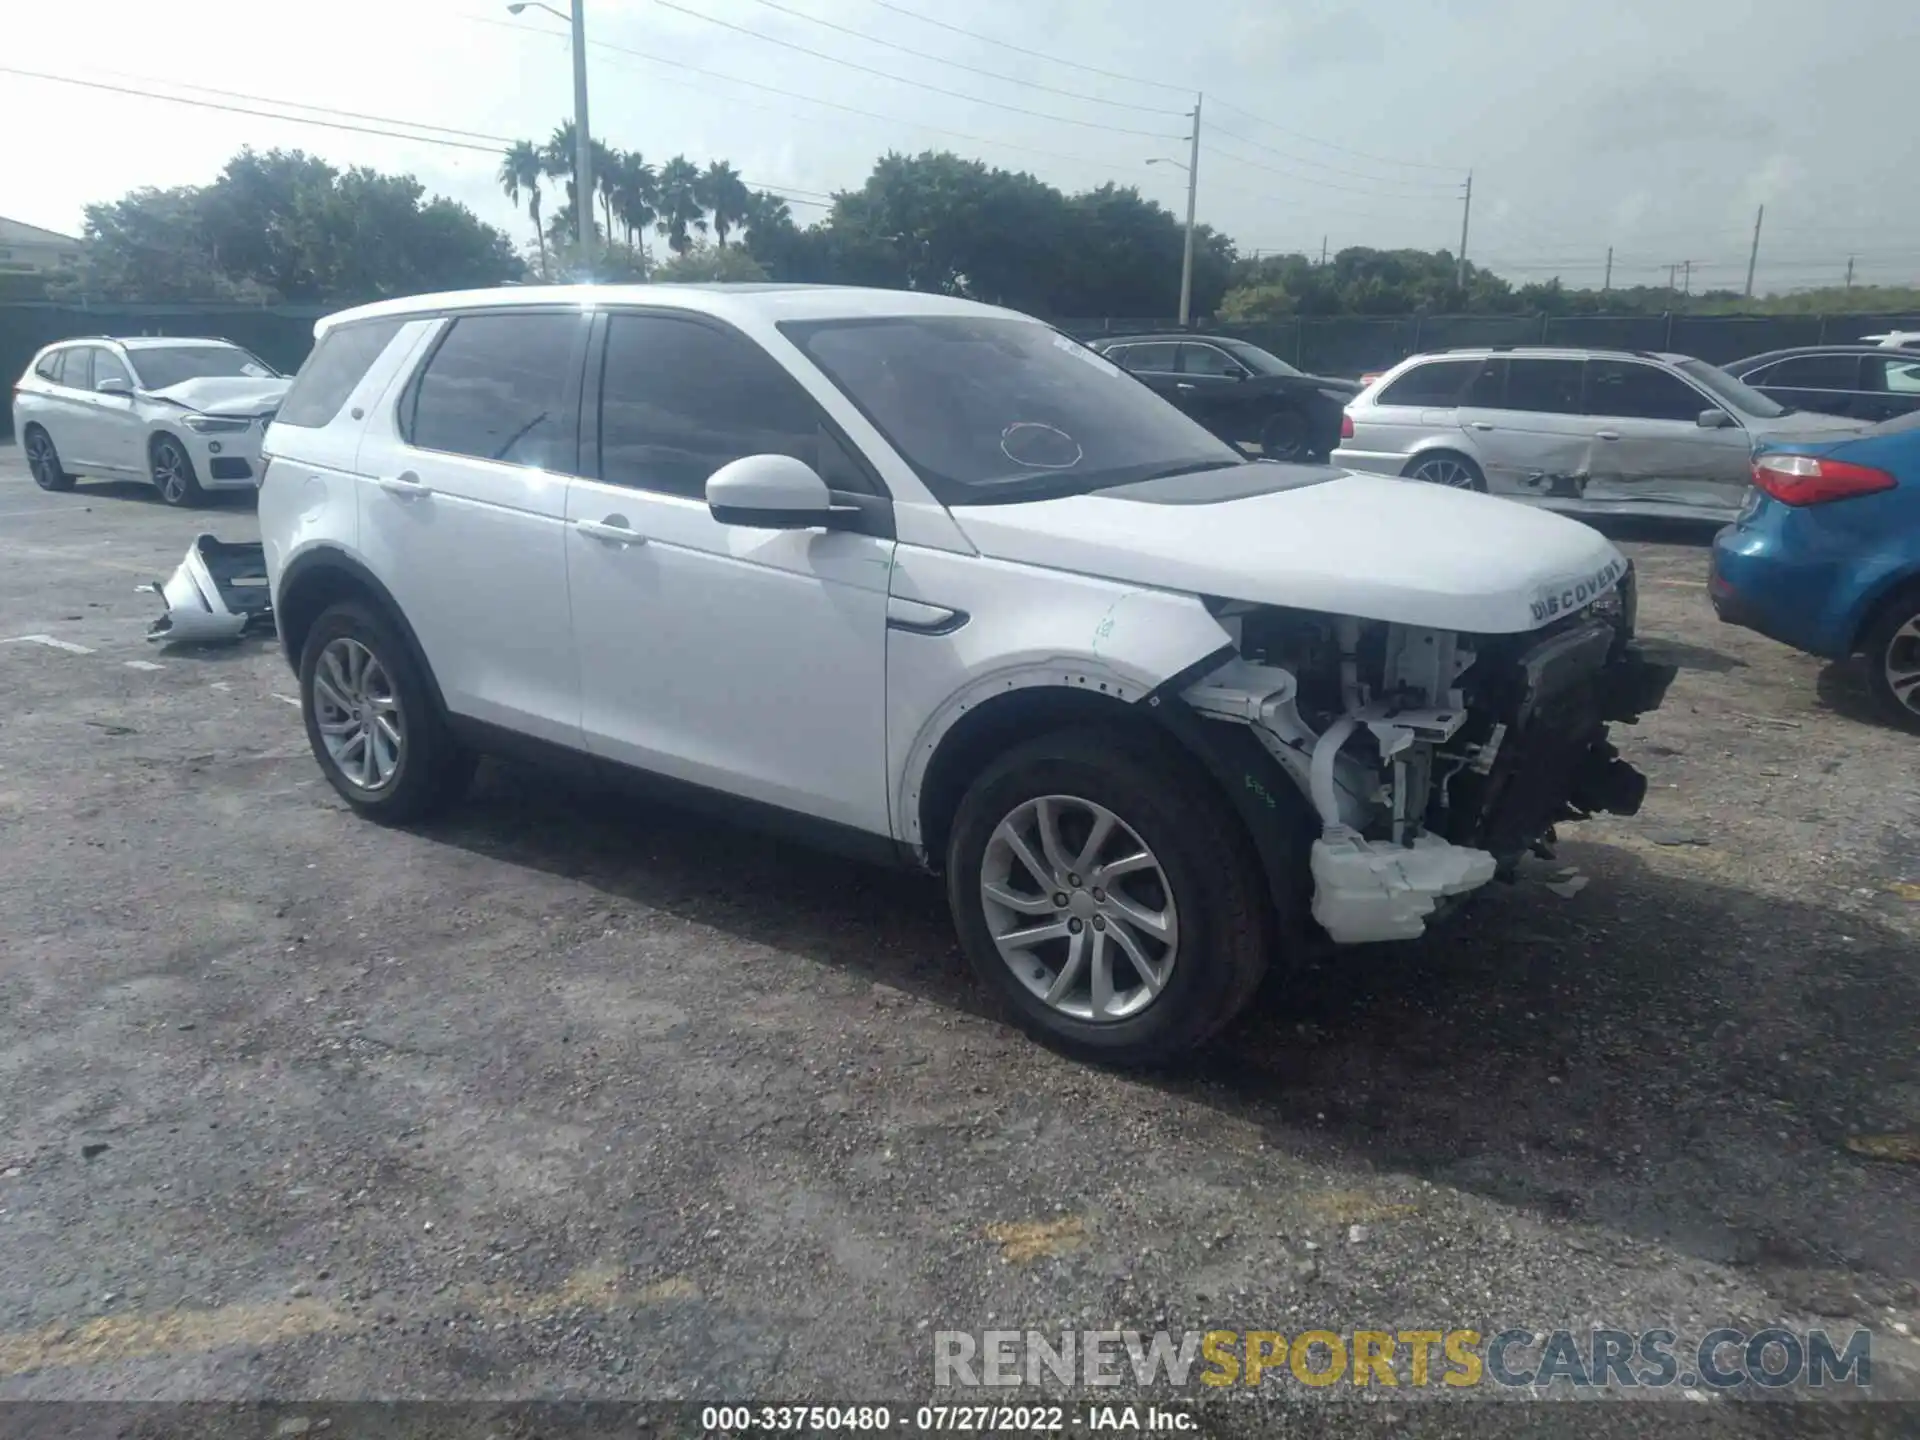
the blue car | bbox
[1710,409,1920,731]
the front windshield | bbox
[1218,338,1304,378]
[782,316,1244,504]
[130,344,278,390]
[1675,357,1788,419]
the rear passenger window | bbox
[1116,342,1179,374]
[56,348,92,389]
[1503,358,1584,414]
[1756,354,1862,390]
[1376,359,1477,406]
[1583,359,1705,422]
[278,318,406,429]
[406,312,583,470]
[597,313,873,499]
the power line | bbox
[649,0,1185,140]
[471,14,1159,181]
[1205,120,1459,191]
[1203,139,1462,202]
[1206,95,1460,174]
[734,0,1188,116]
[854,0,1194,95]
[0,64,830,211]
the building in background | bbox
[0,216,84,276]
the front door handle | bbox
[575,517,645,546]
[1469,421,1494,431]
[1594,430,1621,441]
[1175,382,1196,391]
[377,471,431,498]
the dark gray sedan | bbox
[1724,345,1920,423]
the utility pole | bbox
[1846,255,1856,290]
[1682,259,1692,296]
[1177,94,1202,328]
[1743,204,1764,299]
[1603,246,1612,294]
[1320,235,1328,266]
[1668,263,1677,294]
[1454,171,1473,291]
[571,0,593,250]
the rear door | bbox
[1743,352,1869,419]
[1107,340,1185,407]
[1455,355,1593,495]
[1581,358,1749,511]
[354,308,589,748]
[45,346,99,465]
[1862,353,1920,421]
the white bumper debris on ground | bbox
[146,534,273,644]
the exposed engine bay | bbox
[1180,566,1676,943]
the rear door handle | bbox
[1594,430,1621,441]
[1175,382,1196,391]
[575,517,645,546]
[377,471,431,498]
[1469,421,1494,431]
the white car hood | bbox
[951,468,1630,634]
[147,376,291,416]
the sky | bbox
[4,0,1915,297]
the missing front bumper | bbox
[145,535,274,643]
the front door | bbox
[87,348,145,473]
[352,308,588,747]
[1581,357,1751,512]
[565,310,894,837]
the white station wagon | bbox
[257,284,1674,1064]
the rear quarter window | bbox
[1376,359,1478,406]
[276,318,407,429]
[32,350,60,381]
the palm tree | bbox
[591,138,619,243]
[611,151,658,253]
[497,140,547,277]
[540,120,591,237]
[654,156,708,256]
[698,160,751,248]
[741,189,792,239]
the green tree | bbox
[497,139,547,278]
[654,156,708,255]
[653,241,769,282]
[610,150,658,252]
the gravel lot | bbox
[1,445,1916,1431]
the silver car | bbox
[1332,346,1867,522]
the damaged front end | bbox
[1179,567,1676,944]
[145,535,274,643]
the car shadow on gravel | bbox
[432,761,1920,1292]
[58,478,258,510]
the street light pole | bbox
[570,0,592,251]
[1179,95,1201,328]
[508,1,592,252]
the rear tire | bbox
[1404,450,1485,491]
[946,727,1272,1066]
[24,426,75,492]
[151,435,206,507]
[1862,587,1920,735]
[299,600,475,823]
[1259,407,1311,462]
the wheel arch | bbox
[276,546,448,717]
[1847,567,1920,654]
[1400,445,1486,488]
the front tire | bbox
[299,600,474,822]
[946,727,1271,1066]
[151,435,206,507]
[24,426,75,491]
[1863,588,1920,734]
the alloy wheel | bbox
[1885,614,1920,718]
[26,432,57,486]
[979,794,1179,1023]
[154,443,190,504]
[1412,456,1478,489]
[312,637,405,790]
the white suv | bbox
[13,336,290,505]
[259,284,1675,1065]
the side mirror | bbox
[96,377,132,397]
[706,453,841,530]
[1698,408,1735,429]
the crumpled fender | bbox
[145,534,273,643]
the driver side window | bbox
[1180,344,1246,378]
[93,350,133,391]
